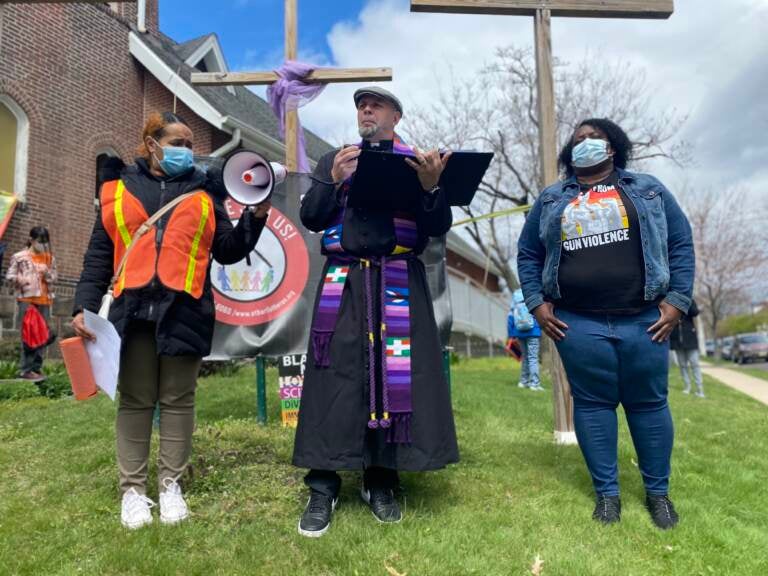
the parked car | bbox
[721,336,735,360]
[732,333,768,364]
[705,339,715,357]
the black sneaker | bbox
[592,495,621,525]
[297,491,337,537]
[360,487,402,523]
[646,495,679,530]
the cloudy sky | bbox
[161,0,768,195]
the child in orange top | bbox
[6,226,57,380]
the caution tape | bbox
[452,204,531,228]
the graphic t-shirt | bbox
[556,172,648,313]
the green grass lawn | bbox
[1,357,767,576]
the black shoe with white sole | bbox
[646,494,679,530]
[298,491,337,537]
[361,487,402,523]
[592,495,621,525]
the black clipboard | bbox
[346,149,494,211]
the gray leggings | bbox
[116,322,202,495]
[675,349,703,394]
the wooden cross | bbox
[411,0,674,443]
[191,0,393,172]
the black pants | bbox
[305,467,400,499]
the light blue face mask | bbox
[153,139,194,177]
[571,138,611,168]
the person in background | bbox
[670,299,704,397]
[6,226,57,381]
[508,288,543,391]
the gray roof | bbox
[135,27,334,162]
[173,33,215,62]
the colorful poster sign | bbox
[278,353,305,427]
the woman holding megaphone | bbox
[72,112,270,529]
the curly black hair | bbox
[558,118,633,177]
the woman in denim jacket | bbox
[517,118,694,530]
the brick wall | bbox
[0,1,225,291]
[112,0,160,35]
[142,75,223,156]
[0,3,146,286]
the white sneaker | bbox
[682,389,691,394]
[121,488,155,530]
[159,477,190,525]
[517,382,527,389]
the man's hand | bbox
[405,148,452,191]
[71,312,96,342]
[331,145,361,184]
[648,300,683,342]
[533,302,568,341]
[250,201,271,219]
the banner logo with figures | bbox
[278,354,306,427]
[212,199,309,326]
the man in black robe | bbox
[293,86,459,537]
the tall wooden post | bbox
[284,0,299,172]
[534,9,575,443]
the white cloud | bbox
[290,0,767,194]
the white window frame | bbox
[0,94,30,203]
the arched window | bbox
[0,95,29,201]
[95,148,121,209]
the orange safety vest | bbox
[100,179,216,299]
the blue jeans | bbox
[555,307,673,496]
[519,337,541,388]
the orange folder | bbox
[59,337,98,400]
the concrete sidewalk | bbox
[700,364,768,406]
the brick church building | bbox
[0,0,330,290]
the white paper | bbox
[83,309,121,401]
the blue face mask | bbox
[153,140,194,177]
[571,138,611,168]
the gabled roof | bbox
[173,33,214,62]
[129,26,334,163]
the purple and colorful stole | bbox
[310,136,419,443]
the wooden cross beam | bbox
[192,68,393,87]
[191,0,394,172]
[410,0,674,444]
[411,0,673,18]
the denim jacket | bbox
[517,168,694,314]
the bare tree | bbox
[683,187,768,348]
[404,46,690,291]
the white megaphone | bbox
[221,149,287,206]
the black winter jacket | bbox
[670,299,700,351]
[74,158,265,356]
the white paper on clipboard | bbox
[83,309,121,401]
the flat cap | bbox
[353,86,403,115]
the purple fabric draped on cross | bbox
[266,60,326,173]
